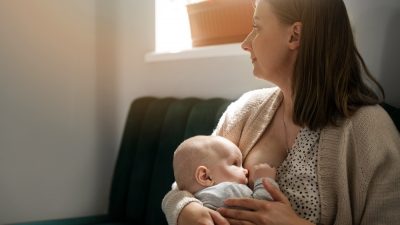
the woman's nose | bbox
[241,32,253,52]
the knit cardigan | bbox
[162,87,400,225]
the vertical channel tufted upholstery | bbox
[110,97,231,225]
[14,97,231,225]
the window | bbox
[155,0,192,53]
[147,0,248,62]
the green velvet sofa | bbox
[13,97,399,225]
[14,97,232,225]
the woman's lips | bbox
[251,57,257,63]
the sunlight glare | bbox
[156,0,192,53]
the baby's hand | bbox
[253,163,276,180]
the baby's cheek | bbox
[240,176,248,185]
[236,173,248,186]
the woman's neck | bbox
[280,86,294,122]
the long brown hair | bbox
[267,0,384,130]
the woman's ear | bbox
[195,166,214,187]
[288,22,302,50]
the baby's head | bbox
[173,135,248,194]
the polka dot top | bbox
[276,127,321,224]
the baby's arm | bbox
[251,163,280,200]
[253,163,276,180]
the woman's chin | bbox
[252,69,271,82]
[252,65,265,78]
[252,69,263,79]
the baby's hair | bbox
[173,135,222,193]
[174,136,208,192]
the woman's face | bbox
[241,0,294,85]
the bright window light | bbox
[155,0,192,53]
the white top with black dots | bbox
[276,127,321,224]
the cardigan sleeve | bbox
[298,105,400,224]
[352,106,400,225]
[161,182,203,225]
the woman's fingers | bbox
[263,178,291,205]
[208,209,230,225]
[217,207,246,221]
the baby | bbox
[173,135,280,210]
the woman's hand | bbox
[217,179,313,225]
[178,202,230,225]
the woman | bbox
[162,0,400,224]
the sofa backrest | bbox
[108,97,231,224]
[107,97,399,225]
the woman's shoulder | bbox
[238,86,280,100]
[320,105,400,176]
[340,105,400,149]
[231,87,280,110]
[349,104,397,133]
[222,87,280,120]
[322,104,399,152]
[213,87,281,138]
[346,105,400,183]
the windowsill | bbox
[144,43,248,62]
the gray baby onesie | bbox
[194,178,279,210]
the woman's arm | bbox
[321,105,400,224]
[177,202,228,225]
[352,107,400,224]
[161,183,228,225]
[161,183,202,225]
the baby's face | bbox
[209,139,248,185]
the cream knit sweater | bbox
[162,87,400,225]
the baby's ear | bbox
[195,166,214,187]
